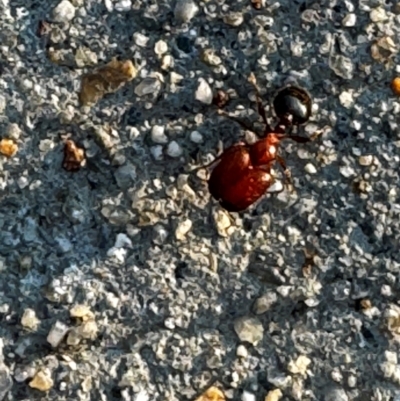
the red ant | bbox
[206,73,320,212]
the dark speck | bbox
[176,36,194,53]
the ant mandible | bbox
[207,73,319,212]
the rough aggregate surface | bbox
[1,0,400,400]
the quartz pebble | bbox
[175,219,192,240]
[358,155,373,166]
[154,40,168,55]
[304,163,317,174]
[151,125,168,144]
[29,370,54,392]
[223,12,244,26]
[52,0,76,22]
[195,78,213,104]
[174,0,198,23]
[21,308,40,330]
[234,316,264,345]
[370,7,388,22]
[265,389,283,401]
[242,391,256,401]
[254,292,278,314]
[342,13,356,26]
[190,130,203,143]
[236,345,248,358]
[167,141,182,157]
[47,321,69,347]
[288,355,312,375]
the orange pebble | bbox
[0,139,18,157]
[391,77,400,96]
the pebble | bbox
[47,321,70,347]
[329,55,354,79]
[167,141,182,157]
[253,292,278,314]
[174,0,198,23]
[29,370,54,392]
[194,386,225,401]
[358,155,373,166]
[304,163,317,174]
[135,77,161,97]
[21,308,40,330]
[236,345,248,358]
[242,391,256,401]
[70,304,92,319]
[213,209,232,237]
[151,125,168,144]
[265,389,283,401]
[161,54,173,70]
[154,40,168,55]
[223,12,244,26]
[195,78,213,104]
[175,219,193,240]
[114,233,133,249]
[342,13,356,27]
[0,139,18,157]
[339,90,355,108]
[288,355,312,375]
[52,0,76,22]
[133,32,149,47]
[150,145,163,160]
[370,6,388,22]
[234,316,264,346]
[190,130,203,144]
[115,0,131,12]
[339,166,355,178]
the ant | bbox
[206,73,320,212]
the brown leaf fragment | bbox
[79,58,137,106]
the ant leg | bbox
[276,155,293,188]
[248,73,273,132]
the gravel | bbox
[1,0,400,400]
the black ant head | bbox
[273,86,312,127]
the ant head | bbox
[273,86,312,126]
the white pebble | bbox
[190,130,203,144]
[154,40,168,55]
[242,391,256,401]
[52,0,76,22]
[358,155,373,166]
[195,78,213,104]
[348,375,356,387]
[342,13,356,27]
[151,125,168,144]
[133,32,149,47]
[236,345,248,358]
[174,0,198,23]
[339,166,355,178]
[114,233,132,249]
[47,321,69,348]
[175,219,192,240]
[339,90,354,108]
[150,145,163,160]
[164,317,175,329]
[304,163,317,174]
[167,141,182,157]
[115,0,132,12]
[370,6,388,22]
